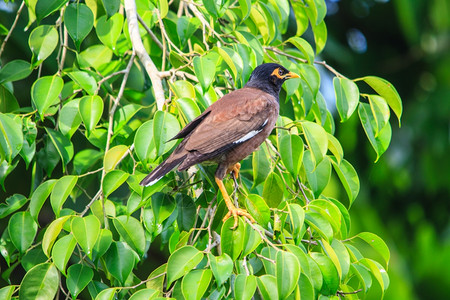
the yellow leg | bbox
[231,163,241,179]
[215,176,255,229]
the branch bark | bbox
[124,0,165,110]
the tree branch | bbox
[124,0,165,110]
[0,1,25,58]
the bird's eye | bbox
[278,68,286,76]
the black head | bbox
[245,63,299,98]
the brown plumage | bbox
[140,63,299,228]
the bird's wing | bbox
[184,88,277,155]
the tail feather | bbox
[140,156,185,186]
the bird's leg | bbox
[215,176,255,229]
[230,163,241,201]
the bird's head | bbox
[245,63,300,97]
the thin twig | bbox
[137,13,167,55]
[119,272,166,290]
[0,1,25,57]
[124,0,166,110]
[80,189,102,216]
[297,177,310,204]
[78,167,103,178]
[255,252,276,264]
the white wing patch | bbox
[233,119,268,145]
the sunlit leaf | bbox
[64,3,94,50]
[166,245,203,286]
[29,25,58,66]
[182,269,212,300]
[19,263,59,300]
[31,75,63,120]
[8,212,37,254]
[50,175,78,217]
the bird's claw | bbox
[223,207,256,229]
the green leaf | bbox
[0,60,32,84]
[208,253,233,286]
[330,157,360,206]
[245,194,270,228]
[241,222,263,257]
[35,0,68,22]
[301,121,328,168]
[312,20,327,54]
[257,275,278,300]
[103,145,128,172]
[182,269,212,300]
[356,76,402,125]
[334,77,360,122]
[193,52,219,90]
[358,103,392,161]
[153,110,180,156]
[78,45,113,70]
[299,273,315,300]
[50,175,78,217]
[52,234,77,275]
[327,133,343,164]
[8,211,37,254]
[354,232,390,268]
[221,217,245,260]
[129,289,159,300]
[305,211,333,242]
[102,0,120,18]
[262,172,284,208]
[71,215,101,259]
[28,25,59,66]
[177,16,201,46]
[79,95,103,134]
[0,194,28,219]
[67,264,94,298]
[350,264,372,293]
[304,151,331,197]
[167,245,204,286]
[158,0,168,18]
[92,229,113,261]
[0,85,20,113]
[252,145,270,188]
[42,215,71,257]
[310,252,339,296]
[64,3,94,50]
[0,113,23,163]
[238,0,251,21]
[113,215,145,256]
[95,288,117,300]
[146,263,167,292]
[134,120,156,161]
[279,134,304,178]
[112,103,141,135]
[152,192,176,224]
[68,71,97,95]
[234,274,257,300]
[276,250,301,299]
[308,199,341,236]
[331,239,350,279]
[171,80,196,99]
[104,241,135,284]
[176,98,201,123]
[31,75,63,120]
[58,99,82,138]
[103,170,129,197]
[287,37,315,64]
[45,128,74,172]
[0,286,15,300]
[19,263,59,300]
[360,258,389,294]
[320,239,342,280]
[287,203,305,241]
[216,47,239,81]
[176,194,196,231]
[367,94,390,136]
[96,13,123,50]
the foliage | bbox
[0,0,401,299]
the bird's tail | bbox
[140,155,186,186]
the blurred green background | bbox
[1,0,449,299]
[321,0,450,299]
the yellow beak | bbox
[285,71,300,79]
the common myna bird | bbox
[140,63,299,228]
